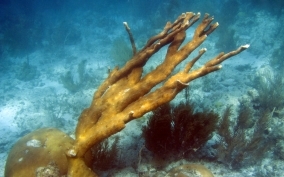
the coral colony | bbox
[5,12,248,176]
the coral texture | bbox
[5,12,248,177]
[5,128,74,177]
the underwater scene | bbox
[1,0,284,176]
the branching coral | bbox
[5,12,248,177]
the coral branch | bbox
[73,12,249,162]
[5,12,249,177]
[123,22,137,55]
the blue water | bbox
[1,0,284,176]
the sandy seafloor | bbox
[1,1,284,177]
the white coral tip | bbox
[242,44,250,48]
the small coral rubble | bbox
[166,163,214,177]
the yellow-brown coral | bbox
[5,128,74,177]
[5,12,248,177]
